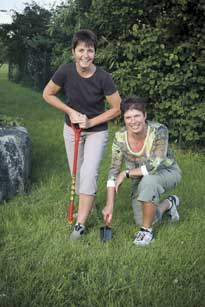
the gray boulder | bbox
[0,126,32,202]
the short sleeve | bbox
[103,73,117,96]
[51,64,66,87]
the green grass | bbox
[0,68,205,307]
[0,64,8,80]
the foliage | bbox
[87,0,205,147]
[0,40,8,66]
[48,0,93,68]
[0,114,23,127]
[0,2,53,88]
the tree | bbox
[0,2,52,88]
[48,0,92,69]
[0,40,8,66]
[87,0,205,146]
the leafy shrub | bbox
[0,114,23,127]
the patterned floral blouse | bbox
[108,121,179,184]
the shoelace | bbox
[75,223,83,231]
[135,228,153,241]
[136,231,146,240]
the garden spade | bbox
[100,214,112,242]
[67,123,82,225]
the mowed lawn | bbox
[0,65,205,307]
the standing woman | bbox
[102,96,182,246]
[43,29,121,239]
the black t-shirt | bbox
[52,63,117,132]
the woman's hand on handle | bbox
[69,109,85,124]
[102,206,113,224]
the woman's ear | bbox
[145,112,147,120]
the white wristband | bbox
[107,180,115,187]
[141,165,149,176]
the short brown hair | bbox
[120,96,147,116]
[72,29,97,51]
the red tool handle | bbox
[68,203,74,224]
[105,214,110,226]
[67,123,82,225]
[71,123,82,174]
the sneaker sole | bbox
[133,238,155,246]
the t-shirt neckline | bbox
[74,63,97,80]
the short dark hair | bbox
[72,29,97,51]
[120,96,148,116]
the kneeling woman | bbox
[102,96,182,246]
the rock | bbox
[0,126,32,202]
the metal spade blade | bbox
[100,215,112,242]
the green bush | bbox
[0,114,23,127]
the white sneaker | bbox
[133,228,154,246]
[167,195,180,221]
[70,223,85,240]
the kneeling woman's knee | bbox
[137,175,164,203]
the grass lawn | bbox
[0,65,205,307]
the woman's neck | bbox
[76,63,96,78]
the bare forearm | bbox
[102,187,115,222]
[88,91,121,128]
[106,187,116,208]
[42,93,72,115]
[89,107,121,128]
